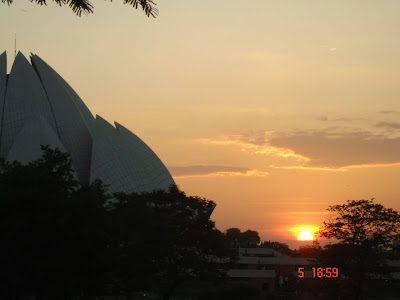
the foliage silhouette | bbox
[225,227,261,248]
[0,145,111,299]
[2,0,158,17]
[318,199,400,299]
[319,199,400,248]
[261,240,293,256]
[0,145,234,299]
[111,186,236,300]
[293,240,321,258]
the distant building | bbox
[228,248,312,292]
[228,247,400,298]
[0,51,175,193]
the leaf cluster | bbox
[293,240,322,258]
[316,199,400,298]
[319,199,400,249]
[0,146,112,298]
[224,228,261,248]
[110,186,236,297]
[2,0,158,17]
[0,146,234,299]
[261,240,293,256]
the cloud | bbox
[275,166,345,172]
[375,121,400,130]
[198,132,310,162]
[286,211,323,215]
[316,116,368,122]
[320,46,337,51]
[277,162,400,171]
[332,117,367,122]
[379,110,400,115]
[344,162,400,169]
[316,116,328,121]
[169,165,269,178]
[270,130,400,168]
[196,129,400,171]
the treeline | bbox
[223,227,320,258]
[4,147,399,299]
[0,146,236,300]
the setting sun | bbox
[297,231,313,241]
[290,226,318,241]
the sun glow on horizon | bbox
[290,225,319,241]
[298,231,313,241]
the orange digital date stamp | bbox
[298,267,339,278]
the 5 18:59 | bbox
[298,267,339,278]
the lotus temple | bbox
[0,51,175,193]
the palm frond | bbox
[66,0,93,16]
[25,0,93,16]
[3,0,157,17]
[123,0,158,18]
[30,0,48,5]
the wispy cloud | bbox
[275,166,346,172]
[316,116,328,121]
[195,129,400,172]
[332,117,367,122]
[375,121,400,130]
[294,162,400,171]
[270,129,400,169]
[287,211,323,215]
[320,45,337,51]
[315,116,368,122]
[275,159,400,172]
[198,132,310,162]
[379,110,400,115]
[169,165,269,178]
[344,162,400,169]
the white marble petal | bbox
[1,52,57,158]
[31,54,93,184]
[115,122,175,191]
[32,54,95,128]
[0,51,175,193]
[6,114,68,164]
[90,116,175,193]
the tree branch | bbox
[2,0,158,17]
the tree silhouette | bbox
[318,199,400,299]
[2,0,158,17]
[224,228,261,248]
[111,186,236,300]
[261,241,293,256]
[295,240,321,258]
[0,145,111,299]
[240,229,261,247]
[319,199,400,248]
[0,146,234,299]
[225,228,241,248]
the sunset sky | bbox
[2,0,400,247]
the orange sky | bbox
[2,0,400,248]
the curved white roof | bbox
[1,52,58,158]
[31,54,93,184]
[6,114,69,165]
[0,51,175,193]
